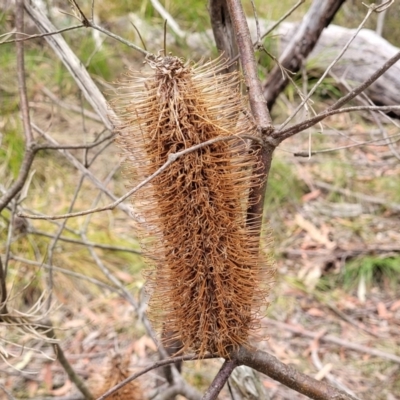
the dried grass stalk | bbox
[113,54,273,358]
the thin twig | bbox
[86,138,115,167]
[28,229,142,255]
[0,24,84,45]
[41,86,103,122]
[0,383,15,400]
[149,0,185,38]
[0,130,115,215]
[46,175,85,309]
[3,200,17,278]
[30,124,132,216]
[81,233,138,307]
[80,159,120,234]
[15,0,33,144]
[24,2,115,130]
[10,255,117,292]
[310,347,360,399]
[45,326,94,400]
[294,131,400,157]
[80,229,185,383]
[91,23,150,56]
[0,257,9,317]
[332,71,400,160]
[249,0,261,44]
[36,135,114,150]
[97,354,214,400]
[69,0,90,26]
[263,0,345,111]
[274,51,400,141]
[225,0,306,68]
[326,302,382,338]
[19,134,262,220]
[278,5,375,132]
[0,145,37,213]
[264,318,400,364]
[260,0,305,40]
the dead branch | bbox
[263,0,345,111]
[0,23,84,44]
[40,86,103,122]
[0,258,9,318]
[10,255,118,292]
[310,347,360,399]
[0,145,37,213]
[23,2,114,130]
[28,229,141,254]
[202,359,238,400]
[279,4,377,131]
[233,346,358,400]
[260,0,305,41]
[15,0,33,144]
[0,131,112,215]
[226,0,275,231]
[44,326,94,400]
[30,124,132,216]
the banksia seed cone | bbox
[93,354,143,400]
[113,54,273,358]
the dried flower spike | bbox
[92,353,143,400]
[113,54,273,357]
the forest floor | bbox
[1,106,399,400]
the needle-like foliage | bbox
[113,54,273,357]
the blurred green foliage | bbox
[344,256,400,291]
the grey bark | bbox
[209,0,239,73]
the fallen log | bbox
[275,21,400,112]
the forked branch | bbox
[233,346,358,400]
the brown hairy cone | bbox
[93,354,143,400]
[113,54,274,358]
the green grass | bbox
[343,256,400,291]
[265,157,306,208]
[0,123,25,179]
[316,255,400,295]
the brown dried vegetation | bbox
[92,354,143,400]
[113,54,274,358]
